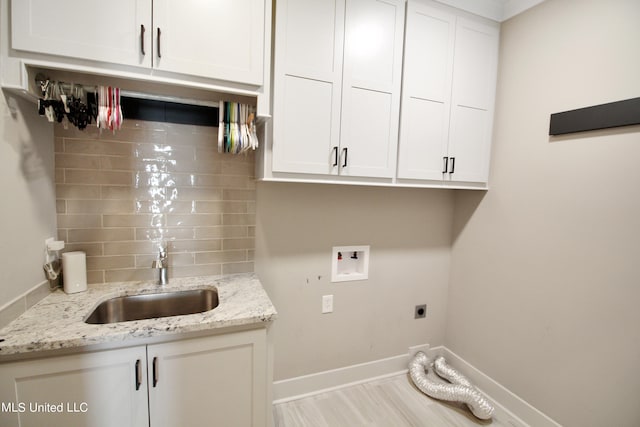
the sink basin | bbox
[85,288,219,324]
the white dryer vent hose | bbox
[409,352,495,420]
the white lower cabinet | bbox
[0,346,149,427]
[148,329,268,427]
[0,328,268,427]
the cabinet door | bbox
[148,329,268,427]
[153,0,265,85]
[339,0,405,178]
[397,4,455,181]
[447,18,499,183]
[11,0,152,68]
[271,0,345,175]
[0,346,149,427]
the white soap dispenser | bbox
[62,251,88,294]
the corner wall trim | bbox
[428,346,562,427]
[0,280,50,329]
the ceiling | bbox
[435,0,546,22]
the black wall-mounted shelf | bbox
[549,97,640,135]
[121,97,219,127]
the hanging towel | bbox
[218,100,224,152]
[36,79,122,131]
[217,101,259,154]
[97,85,124,132]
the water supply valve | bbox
[43,237,65,283]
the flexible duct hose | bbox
[408,352,495,420]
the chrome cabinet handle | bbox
[140,25,146,55]
[442,157,448,174]
[157,28,162,58]
[135,359,142,390]
[152,357,159,387]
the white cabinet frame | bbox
[0,328,270,427]
[398,1,499,186]
[271,0,405,179]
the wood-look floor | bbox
[273,373,513,427]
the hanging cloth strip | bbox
[97,86,123,132]
[37,79,96,130]
[36,79,124,132]
[217,101,259,153]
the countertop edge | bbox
[0,273,277,360]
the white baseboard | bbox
[272,350,416,403]
[427,346,561,427]
[273,344,561,427]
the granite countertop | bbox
[0,273,277,359]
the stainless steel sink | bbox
[85,288,219,324]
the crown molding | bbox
[434,0,546,22]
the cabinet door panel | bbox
[282,0,344,81]
[451,18,499,110]
[0,347,149,427]
[398,98,449,180]
[405,7,455,102]
[153,0,265,84]
[148,330,267,427]
[449,18,498,183]
[341,0,404,178]
[272,0,344,174]
[341,88,395,177]
[398,4,455,180]
[273,76,338,174]
[12,0,151,68]
[448,106,492,183]
[344,0,398,89]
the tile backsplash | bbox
[54,119,255,284]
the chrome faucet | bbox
[152,245,169,285]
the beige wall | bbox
[446,1,640,426]
[54,120,256,283]
[4,2,639,423]
[0,92,56,318]
[255,182,454,380]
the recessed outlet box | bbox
[414,304,426,319]
[331,245,370,283]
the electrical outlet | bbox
[322,295,334,314]
[414,304,426,319]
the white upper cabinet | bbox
[447,17,499,183]
[272,0,405,179]
[340,0,404,178]
[12,0,152,68]
[152,0,264,84]
[398,1,499,185]
[11,0,265,85]
[397,5,455,181]
[272,0,345,175]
